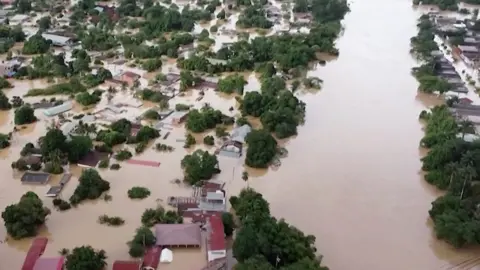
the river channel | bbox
[249,0,480,269]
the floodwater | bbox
[1,0,479,269]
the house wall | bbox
[207,250,226,262]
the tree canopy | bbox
[245,130,278,168]
[14,105,36,125]
[231,188,327,269]
[2,192,50,239]
[186,107,234,133]
[65,246,107,270]
[69,169,110,205]
[181,149,220,185]
[419,105,480,247]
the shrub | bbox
[155,143,174,152]
[135,141,147,154]
[175,103,190,111]
[98,215,125,226]
[127,187,151,199]
[203,135,214,145]
[141,207,183,227]
[98,159,109,168]
[143,109,160,120]
[115,150,132,161]
[110,163,121,170]
[184,133,196,148]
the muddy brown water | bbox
[1,0,479,269]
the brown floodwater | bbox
[1,0,479,269]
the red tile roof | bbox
[143,247,161,269]
[112,260,141,270]
[22,238,49,270]
[33,257,64,270]
[208,215,226,251]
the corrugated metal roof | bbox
[230,125,251,143]
[207,215,226,251]
[41,34,71,45]
[44,102,73,117]
[155,224,201,246]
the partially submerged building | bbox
[21,172,51,185]
[206,215,226,262]
[43,102,73,117]
[33,256,64,270]
[22,238,48,270]
[41,33,73,47]
[154,224,202,248]
[217,124,251,158]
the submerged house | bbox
[206,215,226,262]
[217,124,252,158]
[41,33,73,47]
[154,224,202,248]
[44,102,73,117]
[452,45,479,67]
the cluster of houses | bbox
[432,14,480,69]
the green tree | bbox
[41,128,67,156]
[22,34,51,54]
[14,105,36,125]
[38,16,51,30]
[69,169,110,205]
[245,130,277,168]
[65,246,107,270]
[203,135,215,145]
[0,91,11,110]
[222,212,235,236]
[66,136,93,163]
[1,192,50,239]
[218,73,247,95]
[181,149,220,185]
[128,226,156,257]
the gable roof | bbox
[33,257,64,270]
[155,224,202,246]
[143,247,161,269]
[207,215,226,251]
[230,125,251,143]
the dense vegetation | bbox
[419,105,480,247]
[14,105,36,125]
[186,107,234,132]
[218,73,247,95]
[231,188,328,269]
[1,192,50,239]
[181,149,220,185]
[410,15,451,94]
[65,246,107,270]
[141,206,183,227]
[245,129,278,168]
[412,0,458,10]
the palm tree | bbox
[459,119,474,139]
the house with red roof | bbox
[206,215,226,262]
[112,260,141,270]
[22,238,49,270]
[142,247,161,270]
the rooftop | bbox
[155,224,202,247]
[41,33,71,45]
[21,172,51,185]
[22,238,48,270]
[33,257,64,270]
[230,124,252,144]
[44,102,73,117]
[143,247,161,269]
[207,215,226,251]
[458,45,479,53]
[112,260,141,270]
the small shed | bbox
[44,102,73,117]
[77,150,108,168]
[21,172,51,185]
